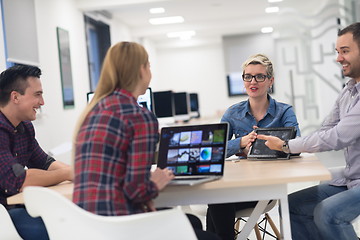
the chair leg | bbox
[265,213,281,239]
[235,218,263,240]
[235,218,240,232]
[254,224,262,240]
[234,218,241,237]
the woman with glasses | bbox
[206,54,300,240]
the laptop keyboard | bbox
[173,176,207,180]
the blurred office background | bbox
[0,0,358,166]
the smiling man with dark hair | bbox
[258,22,360,240]
[0,65,73,240]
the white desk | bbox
[154,154,331,240]
[8,154,330,240]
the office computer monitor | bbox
[87,92,94,103]
[189,93,200,118]
[173,92,191,122]
[153,90,175,125]
[137,87,154,113]
[226,72,247,96]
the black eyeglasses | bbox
[242,74,270,82]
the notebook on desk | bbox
[157,123,229,185]
[247,127,297,160]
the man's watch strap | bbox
[282,140,290,153]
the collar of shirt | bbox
[242,94,276,118]
[0,111,24,133]
[117,88,137,103]
[345,79,360,98]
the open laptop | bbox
[157,123,229,185]
[247,127,297,160]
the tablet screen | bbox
[247,127,296,160]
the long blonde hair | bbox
[73,42,148,150]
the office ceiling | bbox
[75,0,328,48]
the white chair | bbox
[234,200,280,240]
[23,186,197,240]
[321,166,345,184]
[0,204,23,240]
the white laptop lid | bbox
[157,123,229,181]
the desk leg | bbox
[236,200,270,240]
[279,196,291,240]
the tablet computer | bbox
[247,127,296,160]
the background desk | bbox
[7,154,330,240]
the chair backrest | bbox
[0,204,23,240]
[23,186,197,240]
[320,166,345,184]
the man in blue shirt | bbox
[259,22,360,240]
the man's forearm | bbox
[20,165,72,191]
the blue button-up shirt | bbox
[222,95,300,157]
[290,79,360,189]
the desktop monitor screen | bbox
[153,90,175,118]
[137,87,154,112]
[189,93,200,118]
[173,92,190,121]
[226,72,247,96]
[87,92,94,103]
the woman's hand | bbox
[240,126,258,150]
[150,167,174,191]
[143,200,156,212]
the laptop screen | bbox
[157,123,228,176]
[247,127,296,160]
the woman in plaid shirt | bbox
[73,42,220,240]
[73,42,173,215]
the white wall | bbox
[29,0,134,163]
[30,0,87,163]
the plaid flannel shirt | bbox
[73,89,159,216]
[0,112,53,207]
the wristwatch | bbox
[282,140,290,153]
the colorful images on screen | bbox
[179,131,191,145]
[202,131,213,144]
[189,148,200,161]
[164,126,226,175]
[191,131,202,144]
[200,147,212,161]
[213,129,225,143]
[178,148,190,161]
[169,133,180,146]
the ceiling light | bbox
[149,16,184,25]
[167,31,196,40]
[268,0,283,2]
[265,7,279,13]
[149,8,165,14]
[261,27,274,33]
